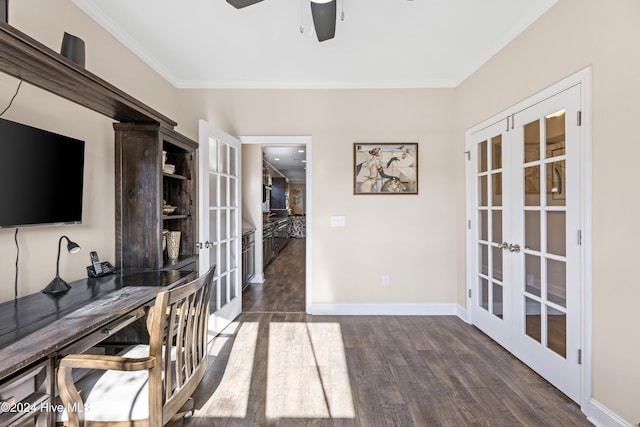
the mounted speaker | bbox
[310,0,337,42]
[227,0,263,9]
[60,32,86,68]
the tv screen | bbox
[0,117,85,228]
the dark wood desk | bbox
[0,270,194,425]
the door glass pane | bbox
[230,270,237,299]
[208,138,218,172]
[480,277,489,311]
[524,165,540,206]
[230,208,238,238]
[220,209,228,241]
[524,211,541,251]
[479,140,488,173]
[220,241,228,274]
[545,110,566,159]
[220,274,228,306]
[492,282,503,318]
[479,210,488,241]
[492,210,502,244]
[229,146,238,176]
[221,144,228,174]
[491,136,502,170]
[230,238,237,267]
[525,297,541,343]
[209,210,218,242]
[524,120,540,163]
[547,305,567,358]
[525,254,541,297]
[209,173,218,207]
[547,160,566,207]
[478,176,488,206]
[547,211,566,256]
[492,246,502,281]
[492,172,502,206]
[210,277,218,312]
[479,244,489,276]
[547,258,567,307]
[230,176,238,207]
[221,176,228,206]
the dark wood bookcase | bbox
[114,123,198,272]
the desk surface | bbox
[0,270,194,380]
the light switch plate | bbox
[330,216,346,227]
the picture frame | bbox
[353,143,418,194]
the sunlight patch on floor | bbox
[266,322,355,419]
[202,321,259,418]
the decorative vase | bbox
[167,231,181,260]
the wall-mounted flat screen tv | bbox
[0,117,85,228]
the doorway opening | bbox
[240,136,312,314]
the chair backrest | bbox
[147,266,215,425]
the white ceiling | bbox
[73,0,557,89]
[263,146,307,183]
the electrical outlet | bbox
[382,274,390,286]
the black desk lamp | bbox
[42,235,81,295]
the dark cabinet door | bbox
[270,177,287,210]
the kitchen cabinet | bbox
[263,223,275,267]
[273,218,290,254]
[242,230,255,291]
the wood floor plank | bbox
[171,237,591,427]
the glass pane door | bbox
[510,84,582,402]
[468,120,511,348]
[199,120,242,337]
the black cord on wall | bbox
[1,79,24,301]
[0,79,22,117]
[14,228,19,300]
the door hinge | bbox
[468,289,472,298]
[506,116,509,132]
[578,349,582,365]
[577,229,582,245]
[468,220,471,230]
[465,151,470,160]
[577,111,582,126]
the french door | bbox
[467,83,585,402]
[198,120,242,337]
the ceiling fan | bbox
[226,0,337,42]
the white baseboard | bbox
[456,304,469,323]
[249,274,264,284]
[585,398,633,427]
[308,303,458,316]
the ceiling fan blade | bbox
[310,0,337,42]
[226,0,263,9]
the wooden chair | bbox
[56,266,215,426]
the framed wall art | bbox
[353,143,418,194]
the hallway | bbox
[176,237,591,426]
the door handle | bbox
[500,242,509,250]
[196,241,213,249]
[509,244,521,253]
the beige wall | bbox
[457,0,640,422]
[177,88,459,304]
[0,0,637,423]
[0,0,177,301]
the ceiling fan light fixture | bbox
[226,0,263,9]
[310,0,337,42]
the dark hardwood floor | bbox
[174,237,591,426]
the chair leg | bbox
[171,398,195,422]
